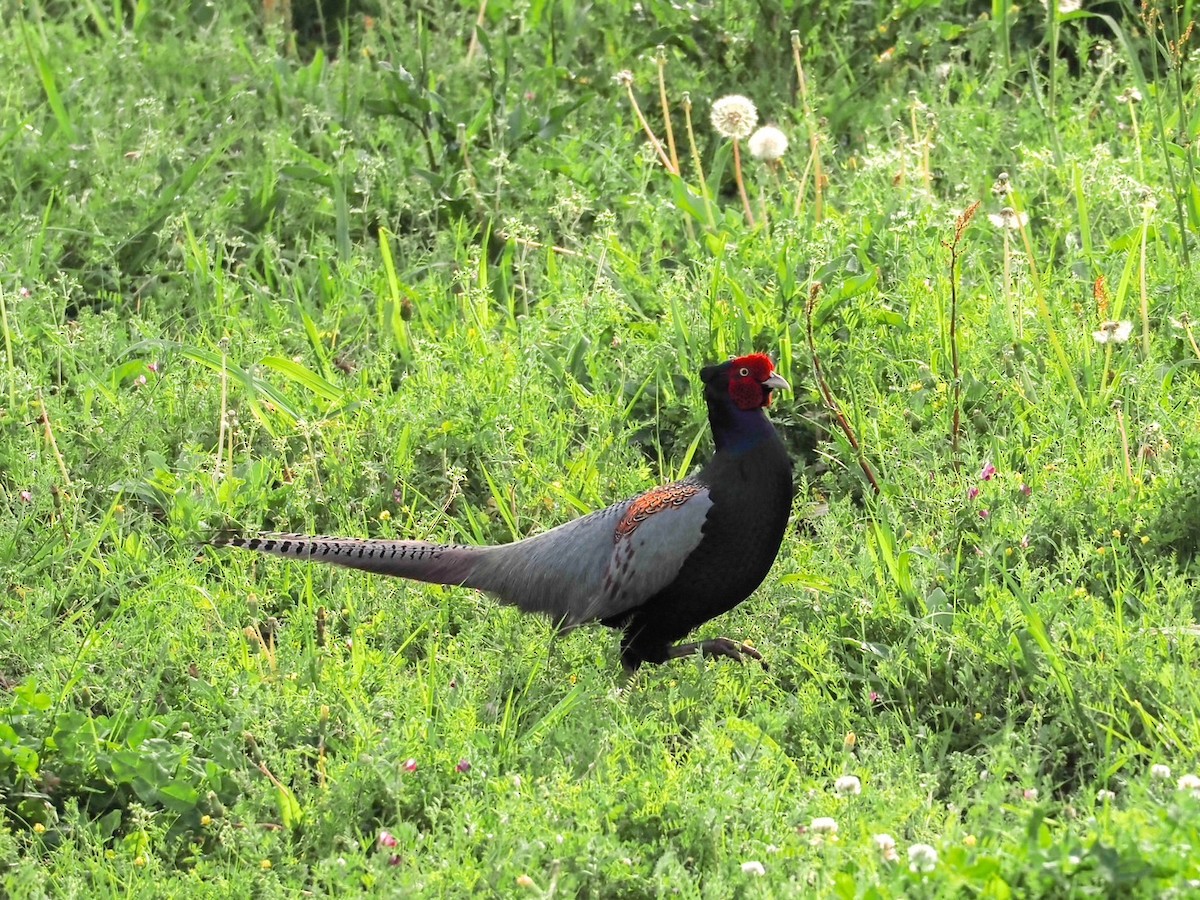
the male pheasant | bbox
[213,354,793,671]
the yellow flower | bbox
[260,859,273,870]
[33,823,45,834]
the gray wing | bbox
[472,481,713,626]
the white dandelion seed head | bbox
[711,94,758,140]
[988,207,1029,230]
[810,816,839,834]
[908,843,939,873]
[741,860,766,876]
[1093,320,1134,344]
[834,774,862,797]
[1151,763,1173,780]
[748,125,789,161]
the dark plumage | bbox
[212,355,794,671]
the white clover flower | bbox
[1093,320,1134,344]
[1151,763,1173,780]
[908,842,939,873]
[874,833,899,862]
[710,95,758,140]
[1178,774,1200,793]
[810,816,839,834]
[741,860,766,876]
[1097,789,1116,802]
[1042,0,1082,12]
[987,207,1029,230]
[748,125,789,162]
[834,775,862,797]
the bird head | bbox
[700,354,790,410]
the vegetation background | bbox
[2,0,1200,895]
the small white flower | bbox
[710,95,758,140]
[987,207,1029,230]
[1097,789,1116,802]
[1093,320,1134,344]
[810,816,838,834]
[613,70,634,88]
[1042,0,1082,12]
[1023,787,1039,801]
[908,842,939,873]
[748,125,789,162]
[834,775,862,797]
[1151,763,1173,780]
[1178,773,1200,793]
[1118,86,1143,104]
[741,860,766,876]
[874,833,899,862]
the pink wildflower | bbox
[403,758,417,773]
[456,759,472,773]
[967,486,980,501]
[378,830,398,848]
[980,462,997,481]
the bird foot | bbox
[666,637,768,670]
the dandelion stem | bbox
[654,47,680,175]
[681,93,715,228]
[791,34,823,222]
[1184,319,1200,362]
[624,82,676,174]
[37,392,72,488]
[465,0,488,63]
[732,139,755,227]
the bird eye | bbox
[738,367,749,377]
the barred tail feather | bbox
[210,532,485,587]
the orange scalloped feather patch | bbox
[614,482,704,540]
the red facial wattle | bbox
[728,354,788,411]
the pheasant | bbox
[212,354,793,672]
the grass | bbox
[2,0,1200,895]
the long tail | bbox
[210,532,487,588]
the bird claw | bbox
[668,637,768,670]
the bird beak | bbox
[763,372,790,393]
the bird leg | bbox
[665,637,768,670]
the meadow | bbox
[3,0,1200,895]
